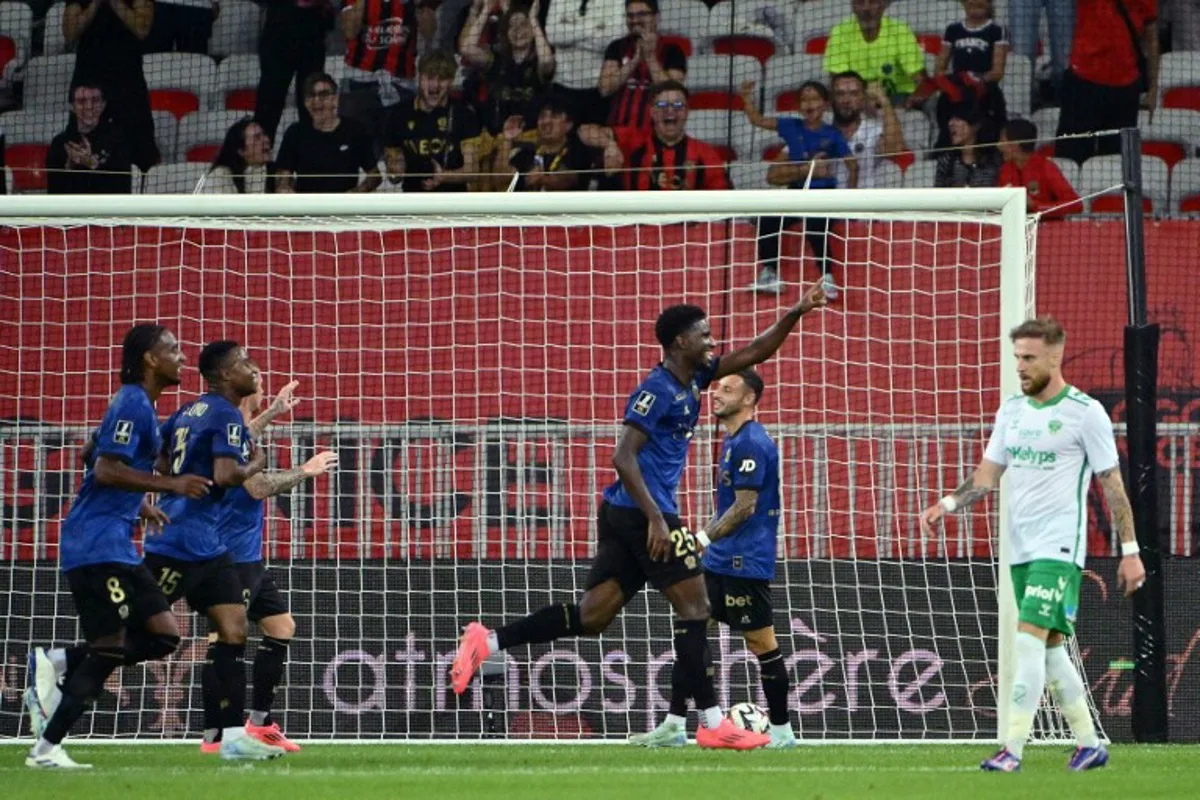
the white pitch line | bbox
[0,764,980,777]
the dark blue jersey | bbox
[702,420,780,581]
[777,119,851,189]
[60,385,162,571]
[602,359,719,515]
[144,393,251,562]
[224,486,265,564]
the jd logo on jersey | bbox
[113,420,133,445]
[1048,419,1063,434]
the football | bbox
[727,702,769,734]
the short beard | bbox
[832,108,858,126]
[1022,373,1051,396]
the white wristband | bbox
[938,495,958,513]
[695,530,712,548]
[1121,541,1141,557]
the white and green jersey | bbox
[983,385,1119,568]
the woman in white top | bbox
[200,118,273,194]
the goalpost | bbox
[0,189,1102,743]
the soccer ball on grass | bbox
[727,702,769,734]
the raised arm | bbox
[341,0,367,40]
[612,424,671,562]
[458,0,493,70]
[918,457,1005,535]
[739,81,778,131]
[63,1,102,44]
[531,0,555,80]
[110,0,153,41]
[1094,466,1146,597]
[248,380,300,438]
[713,282,827,378]
[243,451,338,500]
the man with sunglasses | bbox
[581,81,730,191]
[598,0,687,131]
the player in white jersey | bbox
[920,317,1145,773]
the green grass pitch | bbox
[2,744,1198,799]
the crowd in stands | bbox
[2,0,1199,224]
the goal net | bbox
[0,190,1103,742]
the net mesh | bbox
[1,202,1113,741]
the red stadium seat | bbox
[659,35,693,58]
[775,92,799,112]
[762,142,784,160]
[688,91,744,111]
[1142,140,1186,168]
[7,144,49,192]
[0,36,15,72]
[1090,195,1152,214]
[225,88,257,111]
[1163,86,1200,111]
[804,36,828,55]
[714,144,737,162]
[711,35,775,66]
[150,89,201,120]
[186,144,220,163]
[918,33,942,55]
[1181,195,1200,213]
[887,151,916,171]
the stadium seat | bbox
[872,158,903,189]
[210,0,262,58]
[686,109,760,162]
[904,158,938,188]
[553,48,603,90]
[0,108,68,146]
[803,35,828,55]
[711,35,775,66]
[1139,109,1200,167]
[0,1,31,83]
[23,54,75,109]
[729,160,774,190]
[686,54,761,110]
[544,0,625,52]
[659,34,693,58]
[323,54,348,85]
[658,0,706,43]
[178,110,249,163]
[42,2,68,56]
[704,3,773,51]
[216,54,261,111]
[1049,157,1080,191]
[0,35,18,87]
[1171,158,1200,214]
[143,161,210,193]
[1080,154,1168,214]
[1000,53,1032,118]
[898,110,933,151]
[3,165,11,194]
[153,109,179,162]
[144,53,218,117]
[763,54,824,112]
[1159,51,1200,110]
[789,0,847,51]
[1029,107,1060,142]
[6,142,49,192]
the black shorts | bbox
[585,502,703,599]
[65,562,171,642]
[235,561,289,622]
[142,552,243,614]
[706,572,774,631]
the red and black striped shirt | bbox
[342,0,413,76]
[603,36,687,131]
[614,127,730,191]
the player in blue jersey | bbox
[196,365,337,755]
[23,324,212,769]
[632,368,797,748]
[452,285,827,749]
[142,340,284,761]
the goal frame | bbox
[0,188,1029,743]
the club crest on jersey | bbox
[632,391,656,416]
[1048,419,1063,434]
[227,424,243,447]
[113,420,133,445]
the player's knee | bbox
[577,598,617,635]
[743,627,777,655]
[213,609,249,644]
[262,613,296,640]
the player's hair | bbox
[120,324,168,385]
[1009,316,1066,345]
[1001,119,1038,153]
[199,340,241,383]
[738,368,765,405]
[655,305,707,349]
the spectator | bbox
[1055,0,1158,165]
[931,72,1005,150]
[741,80,855,297]
[200,117,275,193]
[46,84,133,194]
[460,0,555,134]
[598,0,686,132]
[382,50,482,192]
[340,0,436,134]
[823,0,927,106]
[934,105,1000,187]
[997,119,1082,217]
[491,97,594,191]
[255,0,331,142]
[933,0,1008,141]
[147,0,217,53]
[275,73,381,192]
[828,71,906,188]
[63,0,158,170]
[579,81,729,191]
[1008,0,1074,98]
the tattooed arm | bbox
[1095,465,1146,597]
[919,458,1005,535]
[701,489,758,547]
[243,451,338,500]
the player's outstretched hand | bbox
[1117,552,1147,598]
[269,380,302,416]
[139,499,170,534]
[647,517,671,562]
[795,282,828,314]
[302,450,339,477]
[918,503,945,538]
[170,474,212,499]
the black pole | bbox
[1119,127,1168,743]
